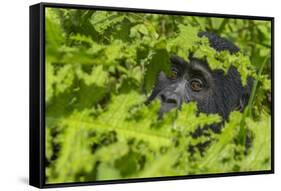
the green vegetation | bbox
[45,8,272,184]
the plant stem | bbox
[238,55,269,145]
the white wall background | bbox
[0,0,279,190]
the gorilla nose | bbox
[159,92,181,107]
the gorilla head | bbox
[146,32,253,123]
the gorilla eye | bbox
[169,68,178,79]
[190,79,203,92]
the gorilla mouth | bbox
[159,102,177,113]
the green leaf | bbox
[144,49,170,93]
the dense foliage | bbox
[45,8,272,183]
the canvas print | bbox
[44,6,272,184]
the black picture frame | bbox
[30,2,275,189]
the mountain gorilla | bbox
[146,32,253,136]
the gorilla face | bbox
[146,32,253,120]
[150,56,216,116]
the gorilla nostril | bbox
[160,94,166,102]
[166,98,177,105]
[160,93,178,105]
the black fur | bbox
[198,31,240,54]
